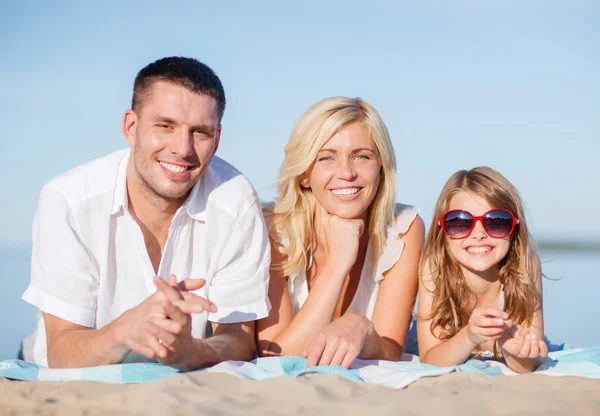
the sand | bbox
[1,372,599,415]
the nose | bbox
[170,129,194,157]
[336,158,358,181]
[470,219,488,240]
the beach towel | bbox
[1,346,598,388]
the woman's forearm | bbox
[359,327,404,361]
[261,262,350,356]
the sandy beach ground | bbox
[1,372,599,415]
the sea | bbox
[0,245,598,361]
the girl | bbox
[417,167,547,373]
[257,97,423,367]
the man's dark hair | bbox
[132,57,226,121]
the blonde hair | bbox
[269,97,397,277]
[421,167,540,343]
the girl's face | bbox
[445,191,512,276]
[301,123,382,220]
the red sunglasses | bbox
[439,208,519,239]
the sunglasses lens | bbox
[483,210,514,237]
[443,211,474,238]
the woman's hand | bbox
[302,313,373,368]
[316,203,364,273]
[499,325,549,359]
[465,307,511,346]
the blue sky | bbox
[1,1,599,245]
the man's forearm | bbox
[46,316,130,368]
[185,329,255,371]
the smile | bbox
[159,161,192,173]
[331,187,361,196]
[466,246,493,254]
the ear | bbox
[211,125,222,157]
[300,175,310,189]
[122,110,137,146]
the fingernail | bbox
[210,304,218,313]
[530,334,536,340]
[192,305,204,313]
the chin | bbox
[459,260,498,274]
[330,207,367,220]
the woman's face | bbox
[445,191,512,276]
[302,122,382,220]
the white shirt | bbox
[22,149,271,366]
[286,204,419,319]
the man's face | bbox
[125,81,221,203]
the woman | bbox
[257,97,423,367]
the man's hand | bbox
[141,275,218,370]
[117,275,215,367]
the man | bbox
[21,57,271,370]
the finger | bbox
[317,341,339,366]
[356,220,365,238]
[146,332,169,359]
[154,276,184,301]
[150,317,183,335]
[528,334,540,358]
[178,278,206,292]
[476,308,509,320]
[518,336,531,358]
[517,326,530,337]
[125,338,157,359]
[474,316,508,328]
[143,322,177,348]
[511,333,525,355]
[306,337,327,368]
[329,344,348,367]
[477,327,506,338]
[539,340,549,358]
[167,274,178,287]
[340,346,360,369]
[161,301,189,326]
[179,292,218,313]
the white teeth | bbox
[160,162,187,173]
[331,188,360,196]
[467,246,492,253]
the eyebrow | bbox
[155,117,216,136]
[318,148,377,154]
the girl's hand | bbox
[466,307,511,346]
[302,313,373,368]
[500,325,549,359]
[316,203,364,272]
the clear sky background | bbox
[1,1,598,246]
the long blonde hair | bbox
[269,97,397,277]
[421,167,540,341]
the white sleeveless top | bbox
[287,203,419,317]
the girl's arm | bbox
[417,265,477,366]
[358,215,425,361]
[500,254,547,373]
[417,263,509,366]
